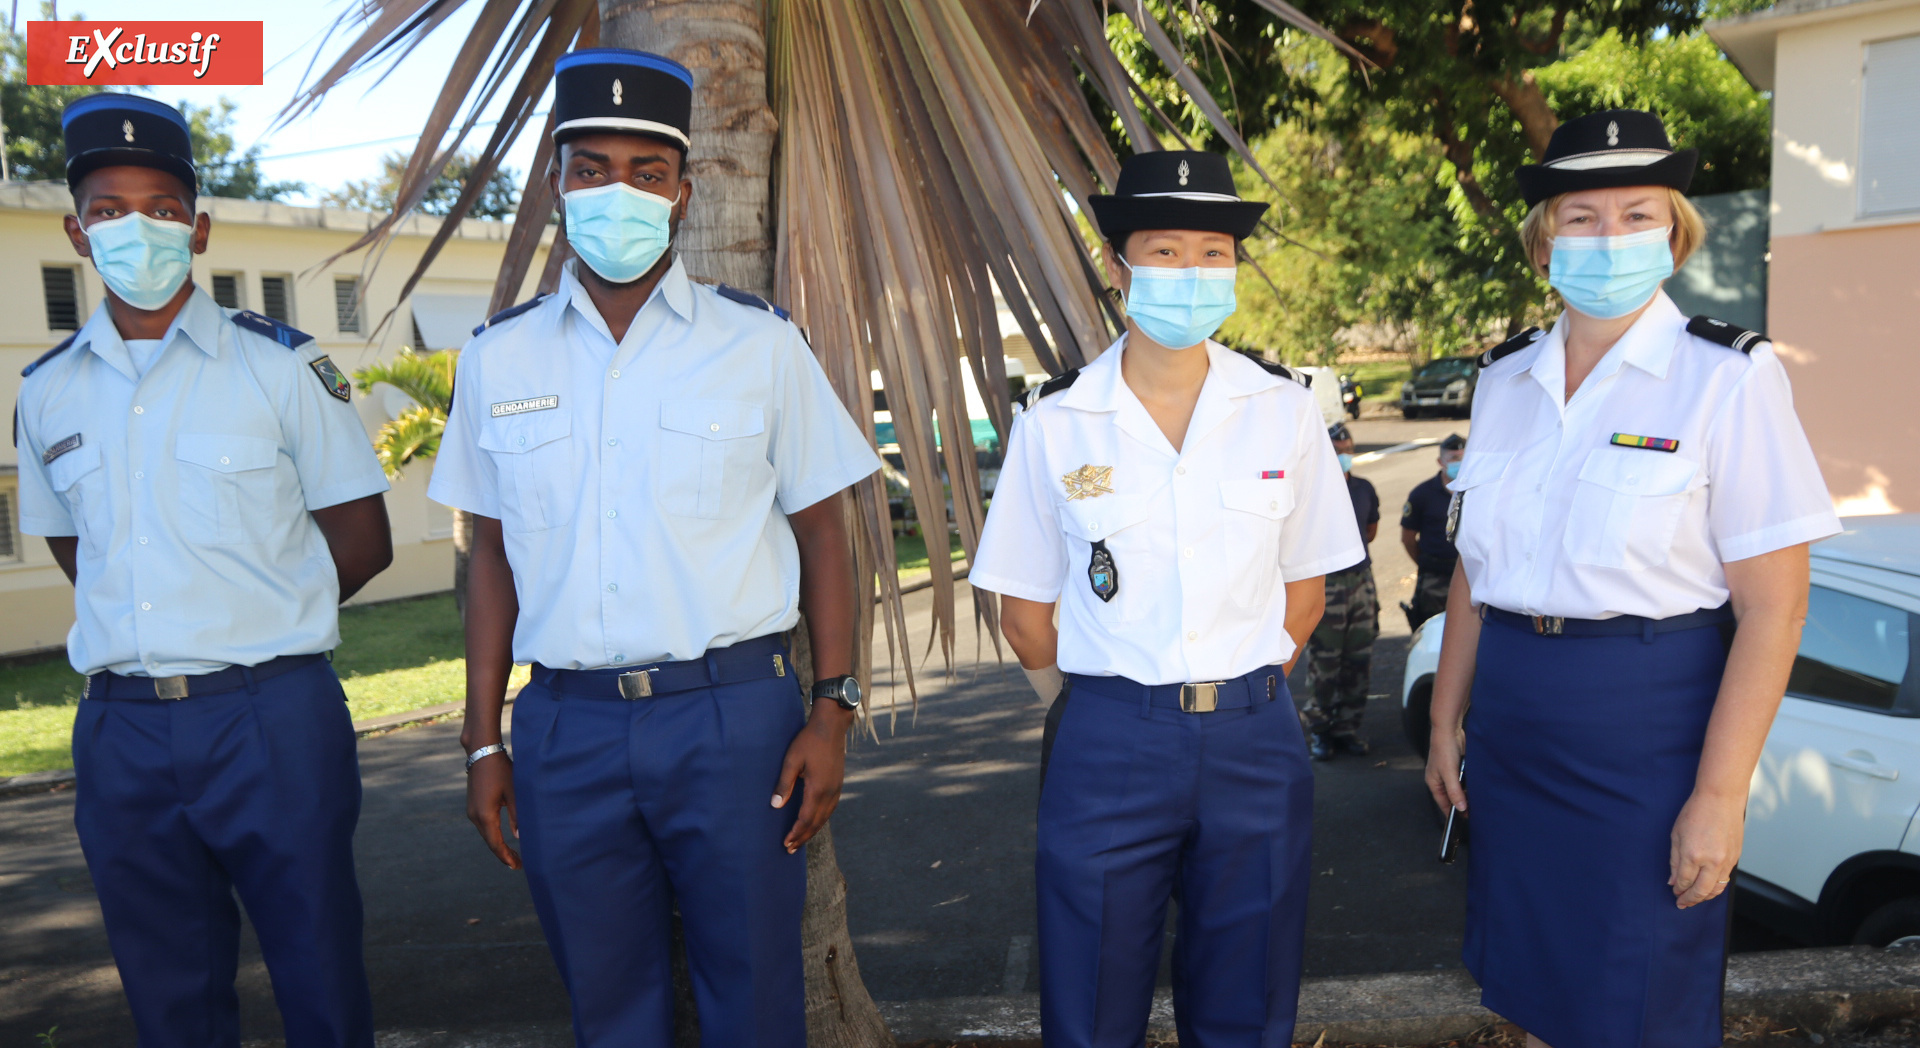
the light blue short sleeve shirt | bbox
[14,288,391,676]
[428,259,881,669]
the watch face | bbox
[841,676,863,709]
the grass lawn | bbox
[893,527,967,576]
[0,593,528,779]
[1346,359,1412,402]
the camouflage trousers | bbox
[1406,563,1454,632]
[1301,564,1379,738]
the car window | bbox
[1417,359,1475,380]
[1787,586,1914,713]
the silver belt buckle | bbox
[616,670,653,700]
[154,676,190,700]
[1532,615,1565,636]
[1179,682,1221,714]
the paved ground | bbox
[0,412,1785,1041]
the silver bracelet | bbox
[465,743,507,771]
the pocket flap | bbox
[175,433,279,473]
[1449,451,1513,491]
[478,412,572,454]
[1058,494,1152,542]
[47,442,102,491]
[1577,447,1699,496]
[660,399,765,440]
[1219,477,1295,519]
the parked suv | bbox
[1398,515,1920,946]
[1399,356,1479,419]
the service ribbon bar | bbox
[1610,433,1680,453]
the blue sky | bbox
[39,1,551,206]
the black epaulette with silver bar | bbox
[1256,359,1312,388]
[1016,368,1080,411]
[1477,327,1543,369]
[1686,315,1765,354]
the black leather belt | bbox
[532,633,790,701]
[86,652,329,701]
[1481,603,1734,638]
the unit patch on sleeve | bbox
[43,433,81,465]
[491,395,560,418]
[309,355,353,402]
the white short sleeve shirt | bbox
[1452,293,1841,620]
[427,259,881,669]
[970,337,1364,685]
[14,288,392,676]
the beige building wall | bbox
[1711,0,1920,514]
[0,183,550,657]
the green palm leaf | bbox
[353,347,457,414]
[369,404,448,480]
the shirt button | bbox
[139,537,149,545]
[607,509,617,518]
[133,406,144,415]
[219,456,230,465]
[517,436,526,446]
[612,655,626,663]
[133,471,144,480]
[1175,465,1187,475]
[1184,547,1194,558]
[610,369,621,379]
[140,602,152,611]
[1186,631,1198,641]
[1269,501,1278,510]
[709,423,720,432]
[608,438,618,447]
[607,583,618,592]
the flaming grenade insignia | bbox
[613,79,623,106]
[1177,159,1190,186]
[1606,121,1619,146]
[122,120,134,143]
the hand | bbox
[1670,790,1744,909]
[1425,728,1467,816]
[466,753,521,870]
[773,701,853,854]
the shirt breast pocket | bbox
[1058,494,1156,624]
[1219,477,1294,608]
[175,434,282,545]
[1565,448,1700,571]
[656,400,767,519]
[47,443,111,557]
[1447,451,1513,568]
[478,413,576,533]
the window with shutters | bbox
[1860,33,1920,218]
[335,277,363,334]
[211,272,243,310]
[0,476,19,563]
[42,266,81,331]
[260,275,293,323]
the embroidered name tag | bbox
[491,395,560,418]
[1610,433,1680,453]
[43,432,82,465]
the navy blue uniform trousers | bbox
[1040,669,1313,1048]
[71,659,374,1048]
[510,663,808,1048]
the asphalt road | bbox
[0,411,1502,1041]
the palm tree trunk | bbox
[596,3,893,1045]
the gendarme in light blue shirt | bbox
[14,287,391,677]
[428,258,880,669]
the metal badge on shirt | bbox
[309,355,352,402]
[491,395,560,418]
[1061,464,1113,501]
[1088,540,1119,603]
[43,433,82,465]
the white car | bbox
[1398,515,1920,945]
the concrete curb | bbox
[878,944,1920,1043]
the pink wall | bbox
[1768,224,1920,515]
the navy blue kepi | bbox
[552,48,694,148]
[62,93,196,191]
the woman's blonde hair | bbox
[1518,187,1705,279]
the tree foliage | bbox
[320,150,521,219]
[352,348,456,478]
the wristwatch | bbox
[810,675,863,712]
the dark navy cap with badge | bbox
[1516,109,1697,207]
[62,93,197,193]
[1087,151,1269,241]
[552,48,694,150]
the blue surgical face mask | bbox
[564,182,677,284]
[1547,225,1674,320]
[1337,453,1354,473]
[1122,262,1237,350]
[1444,460,1461,480]
[86,211,194,311]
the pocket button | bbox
[709,423,720,432]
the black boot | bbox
[1309,733,1335,761]
[1332,734,1371,757]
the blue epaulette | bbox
[1477,327,1544,369]
[1686,315,1766,354]
[715,283,791,321]
[472,294,551,337]
[1257,359,1311,388]
[20,333,77,377]
[232,310,315,349]
[1016,368,1080,411]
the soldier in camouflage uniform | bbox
[1399,434,1466,632]
[1302,424,1379,760]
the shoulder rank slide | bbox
[1478,327,1543,369]
[21,333,78,378]
[1686,315,1765,354]
[472,294,552,337]
[1256,359,1312,388]
[232,310,315,349]
[1610,433,1679,453]
[715,283,792,321]
[1016,367,1081,411]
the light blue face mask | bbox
[1444,460,1461,480]
[1547,225,1674,320]
[86,211,194,311]
[1337,453,1354,473]
[1122,262,1237,350]
[564,182,677,284]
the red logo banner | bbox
[25,22,264,86]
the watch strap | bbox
[465,743,507,771]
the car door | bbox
[1741,575,1920,905]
